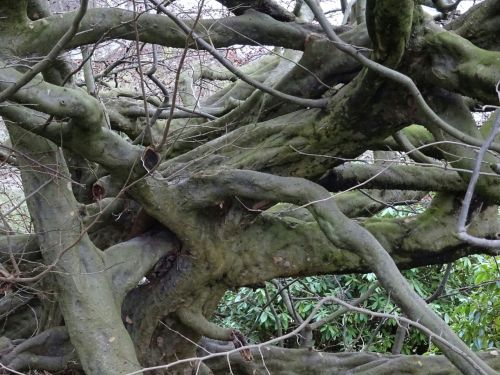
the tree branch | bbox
[177,307,233,341]
[457,103,500,249]
[304,0,500,153]
[32,9,314,53]
[216,0,295,21]
[319,163,470,195]
[104,230,179,301]
[0,104,145,178]
[6,126,142,374]
[204,346,500,375]
[0,0,88,103]
[187,168,495,374]
[421,25,500,105]
[149,0,328,109]
[446,0,500,50]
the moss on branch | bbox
[419,25,500,104]
[7,127,142,375]
[204,345,500,375]
[17,9,312,56]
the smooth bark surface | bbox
[0,0,499,374]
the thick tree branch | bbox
[333,189,424,218]
[177,307,233,341]
[210,192,498,287]
[203,339,500,375]
[0,326,76,372]
[0,67,103,131]
[381,125,442,159]
[149,1,328,109]
[105,230,179,301]
[421,90,500,205]
[187,169,495,374]
[446,0,500,50]
[216,0,295,21]
[0,1,497,374]
[0,0,88,103]
[260,25,369,116]
[0,104,145,178]
[319,163,470,195]
[419,25,500,105]
[7,126,142,374]
[25,9,315,54]
[305,0,500,153]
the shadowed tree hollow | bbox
[0,0,499,374]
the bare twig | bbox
[148,0,329,109]
[272,279,303,324]
[457,85,500,249]
[393,131,440,166]
[392,263,453,354]
[309,283,377,329]
[132,0,153,144]
[156,0,205,151]
[263,285,283,345]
